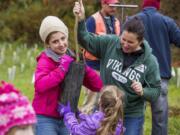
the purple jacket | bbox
[32,50,103,118]
[64,111,123,135]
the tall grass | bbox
[144,84,180,135]
[0,43,180,134]
[0,43,42,100]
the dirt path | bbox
[169,106,180,117]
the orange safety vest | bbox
[84,12,120,60]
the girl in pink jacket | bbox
[32,16,103,135]
[58,85,125,135]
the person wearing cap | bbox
[73,0,161,135]
[0,81,36,135]
[134,0,180,135]
[32,15,103,135]
[81,0,121,114]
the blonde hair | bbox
[97,85,124,135]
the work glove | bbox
[59,54,74,73]
[58,101,71,116]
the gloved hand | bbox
[58,101,71,116]
[59,54,74,73]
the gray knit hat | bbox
[39,16,69,43]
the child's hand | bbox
[59,54,74,73]
[58,101,71,116]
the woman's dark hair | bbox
[122,16,145,42]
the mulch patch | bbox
[169,106,180,117]
[172,61,180,67]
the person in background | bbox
[73,0,161,134]
[32,16,103,135]
[0,81,36,135]
[58,85,125,135]
[82,0,121,114]
[135,0,180,134]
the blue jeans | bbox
[124,116,144,135]
[35,115,70,135]
[151,79,169,135]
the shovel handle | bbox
[74,0,80,62]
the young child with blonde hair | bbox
[58,85,125,135]
[0,81,36,135]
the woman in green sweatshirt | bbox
[73,1,161,135]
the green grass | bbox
[0,43,180,134]
[143,84,180,135]
[0,43,42,100]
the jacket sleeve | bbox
[63,112,97,134]
[115,120,124,135]
[142,56,161,102]
[165,16,180,47]
[78,20,115,59]
[34,56,66,93]
[86,16,96,33]
[83,66,103,92]
[63,112,81,134]
[64,112,124,135]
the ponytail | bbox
[97,85,124,135]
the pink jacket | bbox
[32,51,103,118]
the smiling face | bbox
[46,31,68,55]
[121,30,142,53]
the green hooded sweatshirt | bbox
[78,21,161,117]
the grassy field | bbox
[0,43,180,134]
[144,84,180,135]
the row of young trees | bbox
[0,0,179,46]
